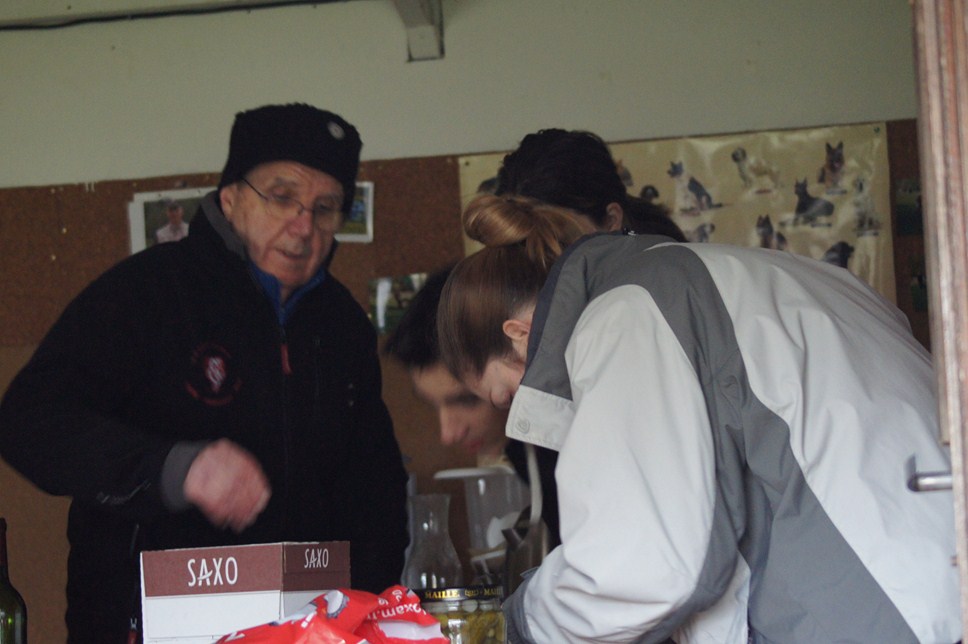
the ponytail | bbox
[437,194,585,378]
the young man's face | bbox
[166,204,184,225]
[410,362,508,460]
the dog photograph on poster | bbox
[458,122,895,303]
[127,186,211,255]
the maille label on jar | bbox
[417,585,503,602]
[141,541,350,597]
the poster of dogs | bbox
[459,122,893,303]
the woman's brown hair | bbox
[437,194,586,379]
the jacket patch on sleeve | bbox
[185,342,241,406]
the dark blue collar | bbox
[250,262,327,325]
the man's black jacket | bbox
[0,194,408,641]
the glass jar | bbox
[401,493,463,590]
[418,585,505,644]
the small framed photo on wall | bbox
[337,181,374,243]
[128,186,213,254]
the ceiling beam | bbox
[391,0,443,61]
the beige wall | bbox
[0,0,916,189]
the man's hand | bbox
[183,438,271,532]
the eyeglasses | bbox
[241,177,342,231]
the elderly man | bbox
[0,104,409,643]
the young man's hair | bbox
[496,128,628,228]
[383,265,455,369]
[623,195,687,241]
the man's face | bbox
[410,362,509,460]
[219,160,343,302]
[167,205,184,225]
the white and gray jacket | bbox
[503,234,960,643]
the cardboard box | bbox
[140,541,349,643]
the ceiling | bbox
[0,0,443,60]
[0,1,342,27]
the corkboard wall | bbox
[0,156,468,345]
[0,154,477,644]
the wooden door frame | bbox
[911,0,968,626]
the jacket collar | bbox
[199,190,247,258]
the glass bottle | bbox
[401,493,463,590]
[0,518,27,644]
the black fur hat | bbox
[218,103,361,213]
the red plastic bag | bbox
[215,585,447,644]
[354,586,448,644]
[317,588,381,634]
[215,610,363,644]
